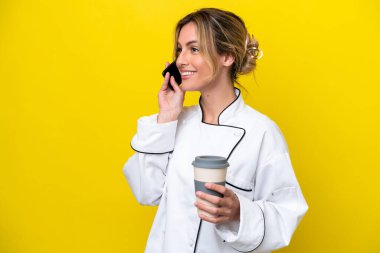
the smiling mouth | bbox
[181,71,196,77]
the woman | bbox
[123,7,308,253]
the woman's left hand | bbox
[194,183,240,224]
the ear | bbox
[220,53,235,67]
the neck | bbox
[200,75,236,124]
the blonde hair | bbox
[173,8,261,87]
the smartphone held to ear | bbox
[162,61,182,90]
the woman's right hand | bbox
[157,62,185,123]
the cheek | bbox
[199,68,213,82]
[196,62,212,78]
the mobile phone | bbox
[162,61,182,90]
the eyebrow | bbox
[177,40,198,47]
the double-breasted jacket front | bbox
[123,88,308,253]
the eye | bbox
[176,48,182,53]
[191,47,199,53]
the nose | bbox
[176,50,188,70]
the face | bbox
[176,22,214,91]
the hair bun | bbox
[239,34,262,75]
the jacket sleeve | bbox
[122,114,178,206]
[215,121,308,252]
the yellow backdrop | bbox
[1,0,379,252]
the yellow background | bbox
[1,0,379,252]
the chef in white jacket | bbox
[123,8,308,253]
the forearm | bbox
[123,152,169,205]
[122,113,178,205]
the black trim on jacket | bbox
[229,203,265,252]
[226,181,252,192]
[193,219,203,253]
[194,87,250,253]
[130,143,174,155]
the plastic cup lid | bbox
[192,155,229,169]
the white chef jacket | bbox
[123,88,308,253]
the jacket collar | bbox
[198,87,245,125]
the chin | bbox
[181,86,199,92]
[180,80,208,92]
[180,83,198,91]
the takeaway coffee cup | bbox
[192,155,229,218]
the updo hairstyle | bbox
[173,8,262,87]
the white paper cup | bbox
[192,156,229,218]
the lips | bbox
[180,69,196,72]
[180,71,196,80]
[181,71,196,76]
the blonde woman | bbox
[123,7,308,253]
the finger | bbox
[165,62,170,68]
[161,72,170,91]
[196,191,225,206]
[195,201,231,217]
[205,183,233,197]
[170,76,182,93]
[199,213,229,224]
[195,200,219,216]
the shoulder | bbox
[238,104,289,155]
[237,104,279,132]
